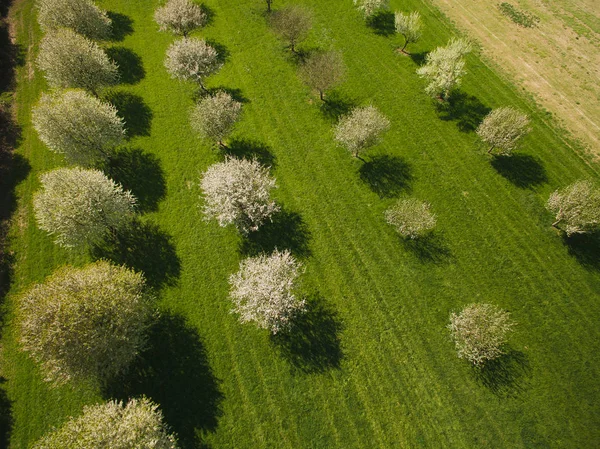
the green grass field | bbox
[3,0,600,447]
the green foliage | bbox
[498,3,540,28]
[36,0,112,40]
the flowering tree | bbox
[229,250,304,334]
[385,198,436,239]
[18,261,152,385]
[354,0,389,18]
[270,5,312,53]
[334,105,390,158]
[476,107,531,155]
[32,397,177,448]
[33,167,136,247]
[448,303,515,366]
[164,38,222,91]
[200,157,279,234]
[299,50,345,101]
[37,28,119,94]
[394,11,422,54]
[37,0,112,40]
[546,180,600,235]
[32,89,125,165]
[190,91,242,147]
[154,0,207,37]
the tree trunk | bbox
[487,145,495,154]
[218,139,227,149]
[401,38,408,54]
[551,219,562,229]
[319,89,324,101]
[199,80,208,93]
[266,0,271,12]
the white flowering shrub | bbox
[385,198,436,239]
[395,11,422,53]
[353,0,389,18]
[299,50,345,101]
[546,180,600,235]
[190,91,242,146]
[32,397,178,448]
[154,0,206,36]
[476,107,531,155]
[37,28,119,93]
[334,105,390,158]
[229,250,305,334]
[18,261,152,385]
[37,0,112,40]
[164,38,222,91]
[33,167,136,247]
[32,89,125,165]
[200,157,279,234]
[270,5,312,53]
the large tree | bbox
[229,249,305,334]
[32,397,177,448]
[18,261,152,385]
[394,11,422,54]
[334,105,390,159]
[164,38,222,91]
[190,91,242,147]
[385,198,436,239]
[32,89,125,165]
[33,167,136,247]
[354,0,389,18]
[154,0,207,37]
[37,0,112,40]
[546,180,600,235]
[299,50,345,101]
[200,157,280,234]
[270,5,312,54]
[476,106,531,155]
[37,28,119,94]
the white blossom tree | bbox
[164,38,222,91]
[32,89,125,165]
[334,105,390,159]
[32,397,178,448]
[546,180,600,235]
[229,249,305,334]
[448,303,515,367]
[270,5,312,54]
[190,91,242,147]
[37,28,119,94]
[385,198,436,239]
[394,11,422,54]
[154,0,207,37]
[476,107,531,155]
[354,0,389,18]
[37,0,112,40]
[18,261,152,385]
[416,37,472,100]
[200,157,279,234]
[299,50,345,101]
[33,167,136,247]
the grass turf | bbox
[2,0,600,447]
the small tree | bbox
[190,91,242,147]
[164,38,222,91]
[200,157,280,234]
[33,167,136,247]
[32,397,178,448]
[394,11,422,54]
[354,0,389,18]
[334,105,390,159]
[416,37,472,100]
[299,50,345,101]
[270,5,312,54]
[18,261,152,384]
[229,249,305,334]
[546,180,600,235]
[448,303,515,367]
[385,198,436,239]
[32,89,125,166]
[154,0,207,37]
[37,28,119,94]
[37,0,112,40]
[476,107,531,155]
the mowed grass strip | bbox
[3,0,600,448]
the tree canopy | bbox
[334,105,390,158]
[476,106,531,155]
[190,91,242,146]
[154,0,207,36]
[547,180,600,235]
[164,37,222,90]
[37,0,112,40]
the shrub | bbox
[385,198,436,239]
[270,5,312,53]
[190,91,242,147]
[334,105,390,158]
[154,0,207,36]
[547,180,600,235]
[37,0,112,40]
[476,107,531,155]
[164,37,222,91]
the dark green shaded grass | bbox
[3,0,600,447]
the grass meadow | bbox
[2,0,600,447]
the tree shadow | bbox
[224,138,275,167]
[104,313,223,449]
[200,4,216,27]
[366,10,395,36]
[0,377,12,449]
[107,12,134,42]
[92,219,181,289]
[319,90,358,123]
[105,47,145,85]
[409,51,428,66]
[271,294,343,374]
[563,232,600,271]
[205,39,230,64]
[0,16,24,93]
[401,233,452,264]
[240,208,311,258]
[474,349,531,398]
[491,154,547,188]
[436,90,491,132]
[103,90,153,137]
[359,155,412,198]
[102,147,166,213]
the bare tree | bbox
[299,50,345,101]
[334,105,390,159]
[154,0,207,37]
[270,5,312,54]
[546,180,600,235]
[37,0,112,40]
[190,91,242,147]
[164,37,222,91]
[476,107,531,155]
[394,11,422,54]
[385,198,436,239]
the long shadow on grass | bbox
[409,51,428,66]
[437,91,491,132]
[0,377,11,449]
[563,232,600,271]
[107,12,134,42]
[104,91,153,137]
[224,138,275,167]
[491,154,547,189]
[92,219,181,288]
[367,10,395,36]
[102,147,166,213]
[402,233,452,264]
[320,91,358,123]
[271,294,343,374]
[474,349,531,397]
[105,47,145,85]
[359,155,412,198]
[105,314,223,449]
